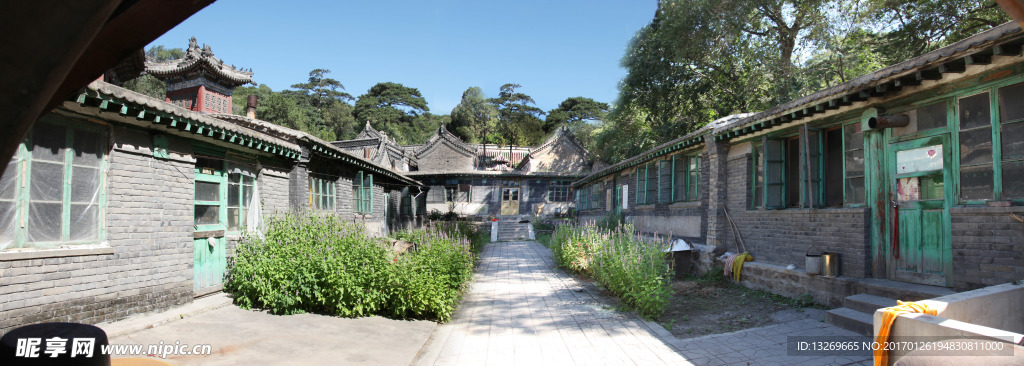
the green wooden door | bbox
[194,160,228,293]
[887,135,953,286]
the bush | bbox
[550,222,672,319]
[225,213,474,322]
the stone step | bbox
[825,307,874,336]
[854,278,956,301]
[845,294,898,314]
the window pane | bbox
[846,177,865,205]
[70,166,100,204]
[960,164,993,201]
[1000,122,1024,161]
[1002,160,1024,199]
[72,128,104,167]
[958,93,991,130]
[195,181,220,202]
[32,123,67,163]
[228,183,240,207]
[227,207,240,231]
[229,173,240,184]
[194,205,219,226]
[844,123,863,150]
[69,204,97,241]
[917,102,947,131]
[0,200,15,249]
[845,149,864,177]
[0,158,17,200]
[28,202,62,242]
[31,161,65,202]
[999,82,1024,123]
[959,127,993,166]
[243,184,254,207]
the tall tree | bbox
[488,84,546,146]
[544,97,610,131]
[290,69,354,112]
[353,82,430,144]
[545,97,610,153]
[450,87,498,143]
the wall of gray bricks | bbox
[950,206,1024,290]
[721,151,872,279]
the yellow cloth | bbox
[873,300,936,366]
[731,252,752,282]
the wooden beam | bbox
[938,62,965,74]
[895,77,921,87]
[965,54,991,65]
[993,44,1023,56]
[826,99,840,109]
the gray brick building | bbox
[575,23,1024,301]
[0,41,425,335]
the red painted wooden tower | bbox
[146,37,253,114]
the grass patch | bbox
[226,213,475,322]
[550,221,671,320]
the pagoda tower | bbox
[145,37,254,114]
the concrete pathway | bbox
[415,240,873,366]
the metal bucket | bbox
[805,252,822,275]
[822,252,839,277]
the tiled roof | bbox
[145,37,253,85]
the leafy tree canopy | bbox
[489,84,546,146]
[353,82,431,144]
[450,86,499,143]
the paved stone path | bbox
[416,240,873,366]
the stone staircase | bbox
[495,218,532,241]
[825,279,956,336]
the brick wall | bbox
[950,207,1024,290]
[1,126,195,334]
[259,166,290,216]
[721,151,871,278]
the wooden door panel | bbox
[920,209,945,275]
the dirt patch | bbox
[658,276,827,339]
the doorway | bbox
[500,180,520,215]
[887,134,952,286]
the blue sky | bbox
[150,0,658,114]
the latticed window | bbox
[228,166,256,231]
[672,154,701,202]
[353,171,373,214]
[308,174,335,211]
[547,180,571,202]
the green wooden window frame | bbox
[227,171,255,232]
[194,157,226,233]
[353,171,373,214]
[1,117,109,250]
[308,174,336,211]
[672,154,701,202]
[590,183,601,210]
[763,137,786,209]
[636,162,658,206]
[995,81,1024,202]
[844,122,865,206]
[750,144,764,209]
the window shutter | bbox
[691,156,701,201]
[636,167,645,205]
[659,160,671,203]
[353,172,363,213]
[803,128,823,208]
[764,137,786,209]
[365,174,373,214]
[646,163,658,204]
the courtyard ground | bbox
[414,240,872,365]
[659,275,827,339]
[100,298,435,365]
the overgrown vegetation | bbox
[225,213,475,322]
[550,222,672,319]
